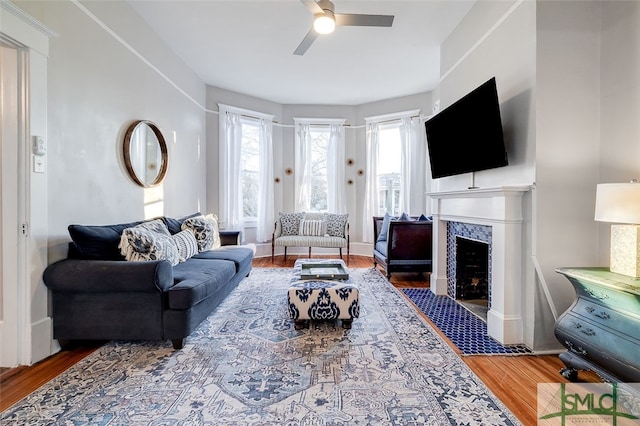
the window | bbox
[219,104,274,242]
[294,119,346,213]
[309,126,329,212]
[239,117,260,221]
[377,122,402,216]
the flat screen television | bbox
[425,77,508,179]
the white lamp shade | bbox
[594,182,640,224]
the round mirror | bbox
[123,120,168,187]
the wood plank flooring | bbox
[0,255,599,424]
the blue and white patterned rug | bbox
[2,268,521,425]
[403,288,532,356]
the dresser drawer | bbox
[573,298,640,339]
[556,313,640,373]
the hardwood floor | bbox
[0,255,599,424]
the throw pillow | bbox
[279,212,305,236]
[119,219,179,266]
[377,213,394,242]
[181,214,221,252]
[299,219,325,236]
[399,212,412,221]
[162,212,202,235]
[323,213,348,237]
[171,229,199,262]
[418,214,432,221]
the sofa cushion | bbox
[279,212,305,236]
[181,214,221,251]
[163,212,202,235]
[324,213,348,237]
[172,230,199,262]
[68,219,147,260]
[191,246,254,273]
[168,259,236,309]
[119,219,180,266]
[375,240,388,257]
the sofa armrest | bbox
[220,230,242,246]
[43,259,174,293]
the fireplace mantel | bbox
[427,185,531,345]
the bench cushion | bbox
[274,235,347,248]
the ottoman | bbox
[288,259,360,329]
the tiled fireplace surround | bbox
[428,186,530,345]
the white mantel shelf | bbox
[427,185,532,345]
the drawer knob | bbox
[585,305,610,320]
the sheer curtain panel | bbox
[294,123,312,212]
[257,119,274,242]
[362,121,380,243]
[327,124,346,213]
[219,107,243,231]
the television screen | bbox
[425,77,508,179]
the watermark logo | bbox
[538,383,640,425]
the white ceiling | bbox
[129,0,475,105]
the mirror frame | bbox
[123,120,168,188]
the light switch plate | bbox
[33,156,45,173]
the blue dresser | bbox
[555,267,640,382]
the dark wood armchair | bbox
[372,216,433,278]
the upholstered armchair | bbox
[372,216,433,278]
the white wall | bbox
[436,0,639,351]
[16,0,208,264]
[534,1,602,349]
[599,1,640,263]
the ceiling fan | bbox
[293,0,395,56]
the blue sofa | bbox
[43,214,254,349]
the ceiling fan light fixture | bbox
[314,12,335,34]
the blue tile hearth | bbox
[403,288,531,356]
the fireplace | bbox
[455,237,489,302]
[427,186,529,345]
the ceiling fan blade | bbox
[300,0,323,15]
[293,29,319,56]
[335,14,394,27]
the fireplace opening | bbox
[455,237,489,319]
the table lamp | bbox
[595,180,640,278]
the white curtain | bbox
[399,116,427,215]
[327,124,346,213]
[294,123,312,212]
[256,119,274,242]
[362,122,380,243]
[219,109,244,231]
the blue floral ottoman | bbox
[288,259,360,329]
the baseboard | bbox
[31,316,54,364]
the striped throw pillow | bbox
[171,229,199,262]
[299,219,325,236]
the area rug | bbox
[2,268,522,425]
[403,288,531,356]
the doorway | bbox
[0,43,22,367]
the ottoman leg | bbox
[342,319,353,329]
